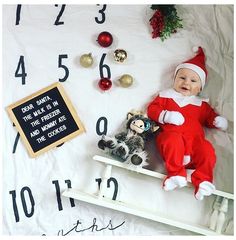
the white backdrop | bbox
[2,4,234,236]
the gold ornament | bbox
[80,53,94,67]
[114,49,127,63]
[118,74,133,88]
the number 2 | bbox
[54,4,66,25]
[95,177,118,200]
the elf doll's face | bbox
[174,68,202,96]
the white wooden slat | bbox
[93,155,234,200]
[62,189,222,236]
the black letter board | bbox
[7,82,85,158]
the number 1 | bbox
[15,4,21,25]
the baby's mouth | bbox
[181,87,189,91]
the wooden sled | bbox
[63,155,234,236]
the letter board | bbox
[7,82,85,157]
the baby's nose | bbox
[184,79,191,84]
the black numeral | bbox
[96,117,108,136]
[52,179,75,211]
[99,53,111,79]
[15,56,27,85]
[15,4,22,25]
[95,4,106,24]
[20,187,35,217]
[107,177,118,200]
[58,54,69,82]
[9,190,20,222]
[95,177,118,200]
[65,180,75,207]
[12,132,20,154]
[54,4,66,25]
[9,187,35,222]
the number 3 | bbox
[95,4,107,24]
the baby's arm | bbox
[147,96,184,125]
[147,95,164,122]
[203,103,228,131]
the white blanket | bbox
[2,4,233,235]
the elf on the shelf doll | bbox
[147,47,228,200]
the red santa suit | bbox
[147,88,218,192]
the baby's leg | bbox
[157,132,187,190]
[191,139,216,200]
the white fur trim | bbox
[129,150,148,166]
[192,46,199,53]
[175,63,206,89]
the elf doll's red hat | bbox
[174,46,207,88]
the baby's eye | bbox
[191,79,197,82]
[180,77,185,80]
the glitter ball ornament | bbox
[97,31,113,47]
[118,74,133,88]
[114,49,127,63]
[80,53,94,68]
[98,78,112,91]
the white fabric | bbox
[183,155,191,165]
[2,4,233,236]
[162,110,185,125]
[163,176,188,191]
[195,181,216,201]
[159,88,209,107]
[214,116,228,131]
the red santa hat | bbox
[174,46,207,89]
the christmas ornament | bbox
[149,5,183,41]
[97,31,113,47]
[114,49,127,63]
[118,74,133,88]
[80,53,94,67]
[98,78,112,91]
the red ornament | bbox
[98,78,112,91]
[97,31,113,47]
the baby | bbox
[147,47,228,200]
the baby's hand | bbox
[163,111,185,125]
[213,116,228,131]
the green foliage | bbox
[150,4,183,41]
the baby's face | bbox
[174,68,202,96]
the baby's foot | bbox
[163,176,187,191]
[195,181,215,200]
